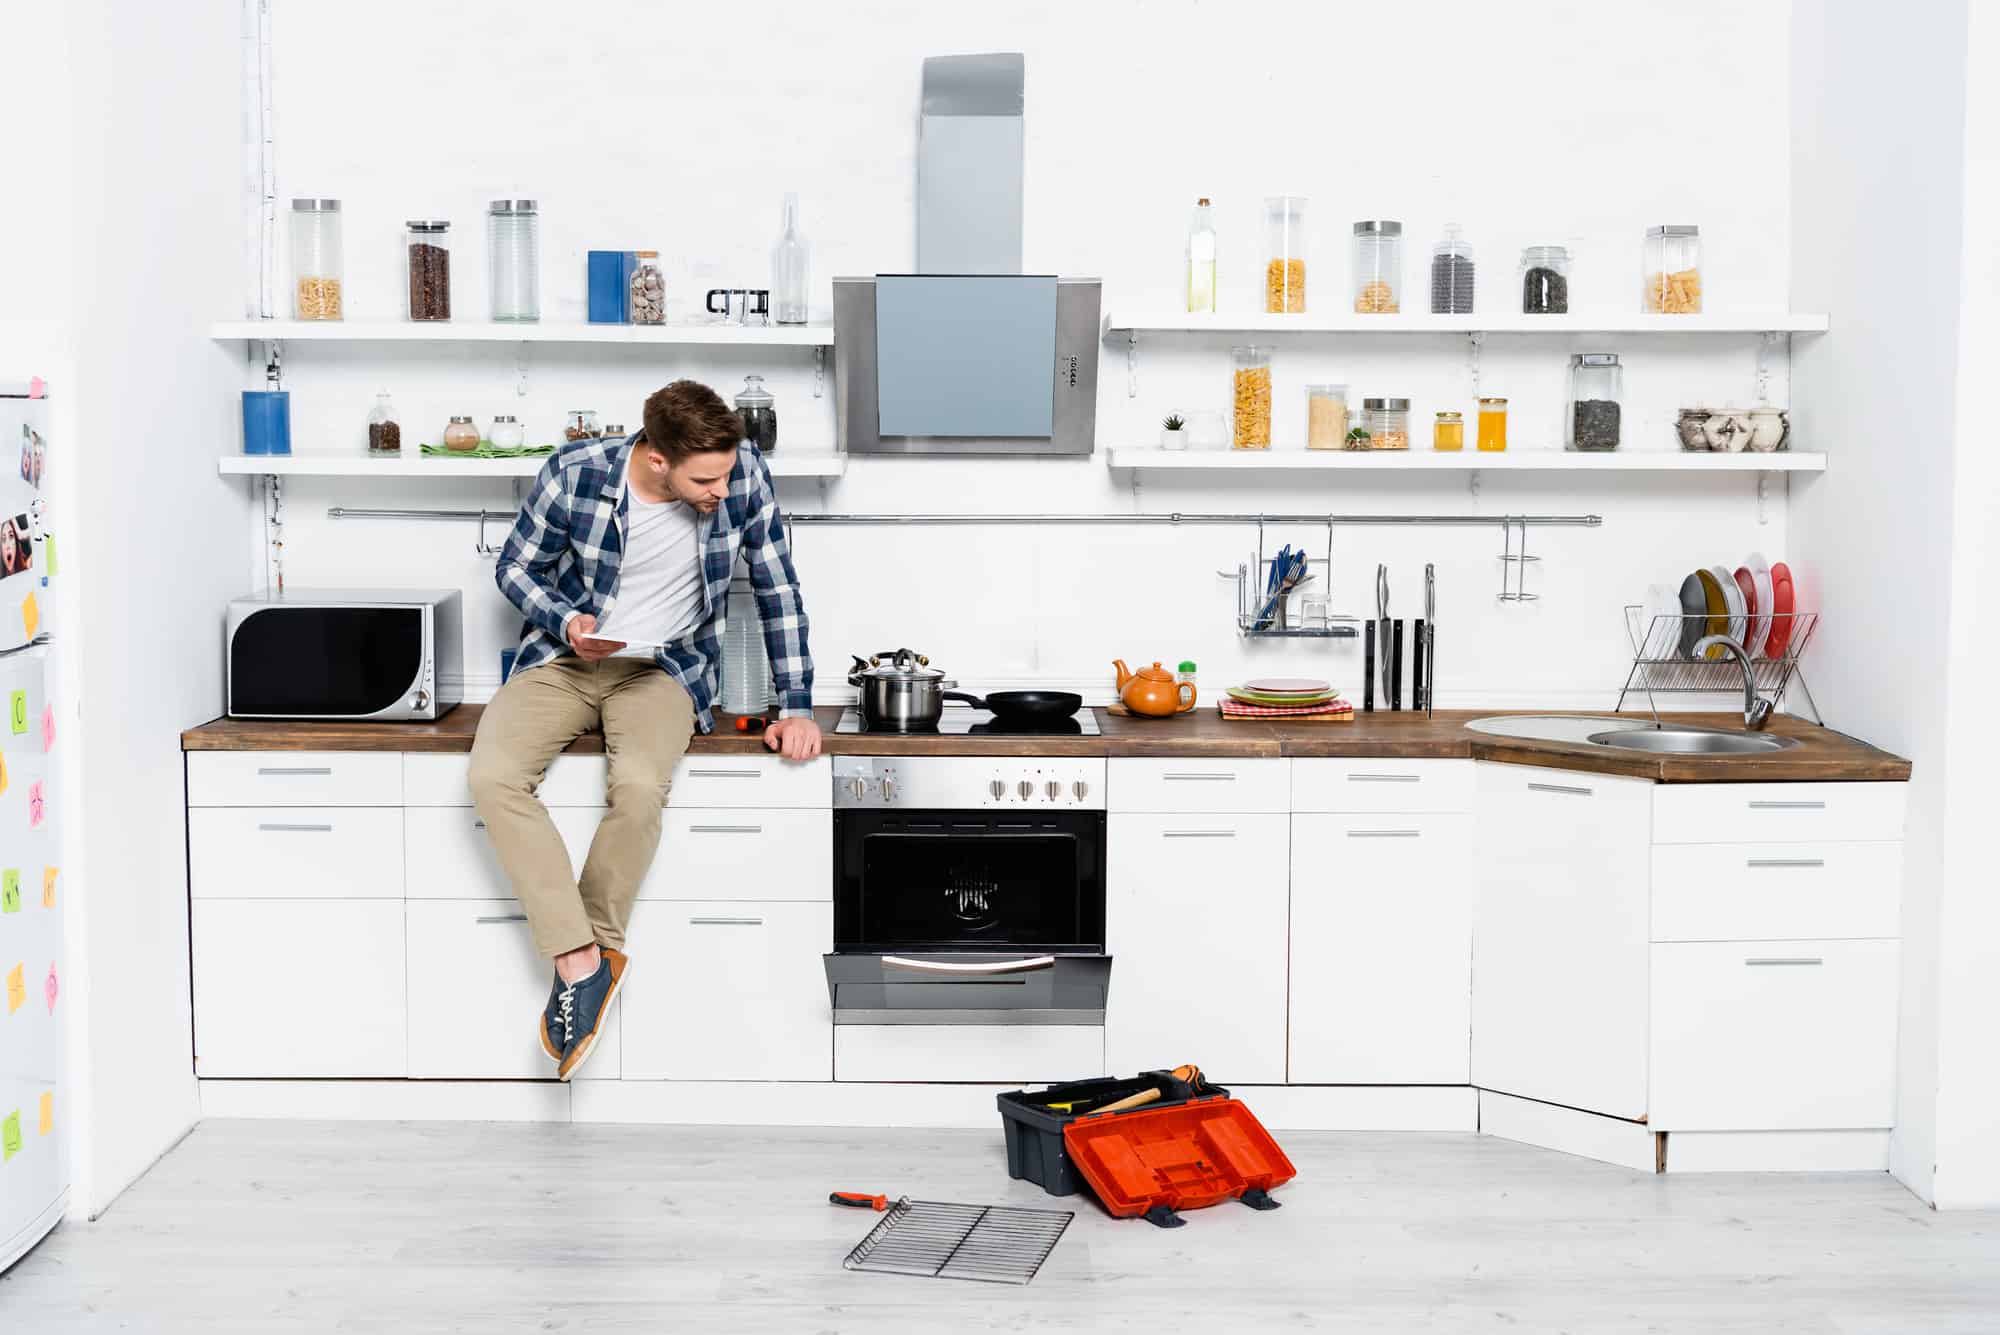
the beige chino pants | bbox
[468,658,695,957]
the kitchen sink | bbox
[1585,728,1801,755]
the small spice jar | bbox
[1231,346,1273,448]
[1362,397,1410,450]
[1352,221,1403,314]
[1643,225,1702,313]
[600,422,627,442]
[629,250,664,325]
[1433,410,1464,452]
[564,410,600,442]
[442,415,480,452]
[1306,384,1349,450]
[1263,197,1308,314]
[1521,246,1570,314]
[488,415,525,449]
[734,375,777,453]
[366,391,401,457]
[1477,397,1509,452]
[290,198,344,320]
[405,220,451,321]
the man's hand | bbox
[763,716,823,762]
[565,613,625,662]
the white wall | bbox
[252,0,1800,711]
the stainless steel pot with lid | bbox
[848,648,957,730]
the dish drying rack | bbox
[1220,518,1358,638]
[1617,607,1822,725]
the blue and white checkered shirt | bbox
[495,434,814,733]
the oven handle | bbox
[879,954,1058,976]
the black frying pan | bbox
[942,689,1082,724]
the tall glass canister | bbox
[1642,225,1702,313]
[1352,220,1403,313]
[1231,345,1272,448]
[290,199,344,320]
[1264,197,1308,313]
[487,199,540,322]
[1568,353,1624,451]
[405,220,451,321]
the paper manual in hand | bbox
[578,633,665,650]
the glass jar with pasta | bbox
[1642,225,1702,313]
[1264,197,1308,314]
[1231,345,1273,449]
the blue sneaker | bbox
[538,972,565,1062]
[556,947,628,1081]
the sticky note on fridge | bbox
[38,1092,51,1136]
[27,781,43,828]
[8,691,24,733]
[42,537,55,576]
[1,871,18,913]
[20,592,36,642]
[0,751,9,795]
[41,703,53,752]
[5,964,22,1014]
[1,1111,18,1160]
[42,866,57,908]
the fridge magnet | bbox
[0,516,31,577]
[41,701,54,751]
[27,780,43,829]
[38,1091,51,1136]
[8,690,24,733]
[44,962,56,1014]
[1,1111,18,1161]
[20,590,36,641]
[5,963,23,1014]
[42,866,56,909]
[1,870,18,913]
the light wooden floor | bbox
[3,1121,1996,1333]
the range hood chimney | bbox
[917,53,1024,275]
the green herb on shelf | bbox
[1162,413,1185,431]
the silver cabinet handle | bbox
[475,913,529,924]
[1746,957,1824,967]
[882,954,1054,975]
[1527,782,1593,796]
[1747,858,1825,869]
[1347,829,1421,839]
[1348,773,1420,783]
[257,822,333,833]
[257,766,332,776]
[473,820,486,830]
[1748,800,1826,810]
[688,824,763,834]
[687,769,761,779]
[689,916,764,926]
[1163,830,1237,839]
[1163,772,1236,781]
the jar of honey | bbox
[1477,397,1509,452]
[1433,411,1464,452]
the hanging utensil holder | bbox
[1218,517,1358,638]
[1496,516,1540,602]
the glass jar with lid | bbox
[290,198,344,320]
[1306,384,1348,450]
[1231,346,1273,448]
[405,220,451,321]
[734,375,777,453]
[1430,224,1475,315]
[442,415,480,452]
[488,199,541,322]
[1433,410,1464,452]
[629,250,665,324]
[1568,353,1623,451]
[564,409,600,442]
[1476,397,1509,452]
[366,391,401,457]
[1362,397,1410,450]
[1643,225,1702,313]
[1352,221,1403,314]
[1263,197,1308,313]
[1521,246,1569,314]
[488,415,525,449]
[600,422,627,442]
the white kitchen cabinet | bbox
[1108,758,1290,814]
[1105,813,1289,1083]
[189,807,404,899]
[1649,939,1899,1130]
[834,1025,1104,1084]
[1289,814,1471,1084]
[403,804,600,899]
[403,752,831,810]
[1652,782,1906,845]
[1291,759,1476,814]
[191,899,406,1077]
[618,900,832,1080]
[1471,763,1655,1120]
[1650,841,1904,942]
[637,809,831,901]
[188,751,402,808]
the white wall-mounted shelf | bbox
[1105,312,1831,336]
[209,320,836,347]
[1105,447,1827,473]
[217,453,848,479]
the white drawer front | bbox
[192,900,406,1077]
[638,809,831,902]
[189,808,404,900]
[188,752,402,808]
[1651,843,1904,942]
[670,755,829,809]
[1476,761,1656,811]
[1650,939,1899,1130]
[1653,783,1907,845]
[621,900,831,1080]
[1108,758,1289,813]
[404,804,600,899]
[1291,759,1475,813]
[405,753,608,807]
[834,1024,1105,1083]
[405,900,619,1079]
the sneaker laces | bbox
[556,982,577,1046]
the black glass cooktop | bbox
[835,706,1100,736]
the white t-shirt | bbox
[595,493,704,657]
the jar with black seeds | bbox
[1430,224,1475,315]
[1567,353,1623,451]
[1521,245,1570,314]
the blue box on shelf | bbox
[588,250,636,324]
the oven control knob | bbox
[1072,780,1090,801]
[1017,779,1034,800]
[1045,780,1062,801]
[989,779,1006,800]
[411,690,431,711]
[846,777,867,801]
[880,776,897,802]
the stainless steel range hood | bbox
[919,52,1023,275]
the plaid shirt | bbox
[495,434,814,733]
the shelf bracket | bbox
[1468,468,1481,499]
[515,342,531,397]
[1126,332,1140,399]
[262,472,285,594]
[1758,471,1773,526]
[813,346,827,399]
[1755,330,1783,405]
[1467,330,1484,397]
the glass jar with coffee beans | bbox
[734,376,777,453]
[405,220,451,321]
[564,410,601,442]
[366,391,401,457]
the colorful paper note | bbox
[0,751,9,796]
[27,780,44,829]
[38,1091,51,1136]
[42,537,54,577]
[41,702,53,752]
[5,964,22,1014]
[44,962,56,1014]
[1,870,18,913]
[42,865,57,909]
[2,1111,19,1160]
[8,691,23,734]
[20,592,36,642]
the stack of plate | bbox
[1221,677,1351,719]
[1638,554,1798,661]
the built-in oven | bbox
[824,755,1109,1025]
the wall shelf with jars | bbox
[216,453,848,480]
[210,320,835,347]
[1102,447,1826,473]
[1104,312,1830,335]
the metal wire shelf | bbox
[1618,607,1821,725]
[842,1197,1073,1286]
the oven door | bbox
[825,808,1109,1025]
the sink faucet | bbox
[1693,634,1773,731]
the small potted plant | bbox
[1159,413,1188,449]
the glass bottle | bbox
[734,375,778,453]
[488,414,525,449]
[1306,384,1348,450]
[771,193,810,326]
[366,392,401,457]
[1521,245,1570,314]
[1477,397,1509,452]
[1433,411,1464,451]
[405,220,451,321]
[1568,353,1624,451]
[1643,225,1702,313]
[629,250,664,325]
[487,199,540,322]
[564,410,601,442]
[290,199,344,320]
[1186,197,1217,314]
[1352,221,1403,314]
[1263,197,1308,313]
[1430,224,1474,315]
[1231,346,1273,448]
[442,415,480,452]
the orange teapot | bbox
[1113,660,1196,717]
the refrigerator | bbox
[0,378,64,1270]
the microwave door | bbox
[229,606,425,718]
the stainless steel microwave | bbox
[226,588,463,721]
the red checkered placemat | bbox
[1218,697,1354,719]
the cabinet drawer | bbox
[192,900,406,1077]
[404,804,600,899]
[638,809,831,901]
[189,808,403,900]
[1653,783,1906,845]
[1649,939,1898,1130]
[1477,761,1656,810]
[1107,758,1289,813]
[1651,843,1903,941]
[1291,759,1474,813]
[834,1024,1104,1083]
[405,753,609,807]
[621,900,831,1080]
[188,752,402,808]
[405,900,618,1079]
[669,755,829,809]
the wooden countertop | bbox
[182,705,1911,784]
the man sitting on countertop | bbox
[470,379,820,1080]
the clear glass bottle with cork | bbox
[1187,198,1217,313]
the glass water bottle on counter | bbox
[771,193,810,326]
[734,375,777,453]
[366,391,401,457]
[1186,197,1217,313]
[290,198,344,320]
[1568,353,1623,451]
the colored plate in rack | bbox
[1746,553,1776,657]
[1764,562,1797,658]
[1693,568,1729,657]
[1677,573,1709,658]
[1711,564,1747,646]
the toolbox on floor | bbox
[1062,1097,1296,1228]
[997,1069,1230,1198]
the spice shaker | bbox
[442,415,480,452]
[405,220,451,321]
[366,391,401,457]
[734,375,777,453]
[488,415,525,450]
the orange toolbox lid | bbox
[1061,1097,1295,1225]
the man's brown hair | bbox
[640,380,742,463]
